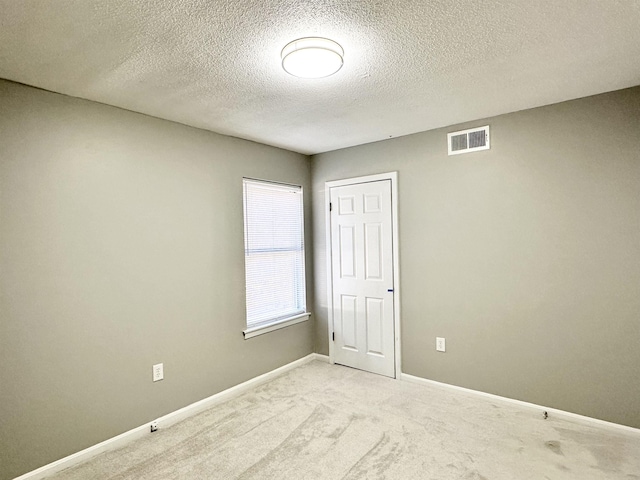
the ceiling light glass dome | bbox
[281,37,344,79]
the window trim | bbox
[242,178,309,339]
[243,312,311,339]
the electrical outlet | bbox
[436,337,446,352]
[152,363,164,382]
[150,421,158,432]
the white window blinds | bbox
[243,179,307,333]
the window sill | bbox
[243,312,311,339]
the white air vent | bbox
[447,125,490,155]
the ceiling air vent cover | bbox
[447,125,490,155]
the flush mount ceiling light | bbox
[281,37,344,79]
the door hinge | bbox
[332,331,335,341]
[329,202,332,212]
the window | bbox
[242,178,308,338]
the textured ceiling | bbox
[1,1,639,155]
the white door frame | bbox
[325,172,401,378]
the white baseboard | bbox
[311,352,330,363]
[15,353,320,480]
[400,372,640,437]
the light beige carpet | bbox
[50,361,640,479]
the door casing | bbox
[325,172,401,378]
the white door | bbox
[330,179,395,377]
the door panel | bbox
[339,225,356,278]
[339,195,356,215]
[365,297,384,355]
[341,295,358,350]
[330,179,395,377]
[365,223,383,280]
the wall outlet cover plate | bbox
[153,363,164,382]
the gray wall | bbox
[0,80,314,479]
[2,78,639,479]
[312,87,640,429]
